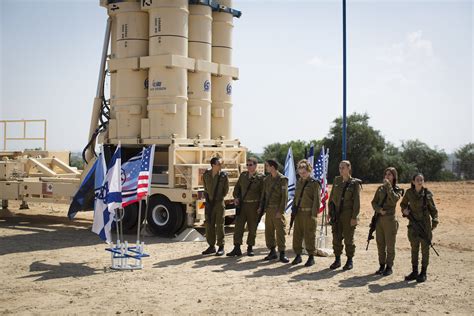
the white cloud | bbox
[376,30,438,85]
[308,56,324,67]
[378,30,435,65]
[307,55,341,69]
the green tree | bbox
[261,140,310,171]
[247,150,263,163]
[321,113,386,182]
[455,143,474,179]
[382,143,417,183]
[400,140,448,181]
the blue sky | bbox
[1,0,472,154]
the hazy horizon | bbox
[1,0,472,154]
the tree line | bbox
[251,113,473,183]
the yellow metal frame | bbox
[0,119,47,151]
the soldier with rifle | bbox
[257,159,289,263]
[401,173,439,283]
[328,160,362,270]
[201,157,229,256]
[368,167,403,276]
[290,159,321,267]
[227,157,264,257]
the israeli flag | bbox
[105,144,122,212]
[92,145,122,243]
[307,143,315,169]
[92,147,109,242]
[284,146,297,214]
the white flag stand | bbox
[105,207,150,270]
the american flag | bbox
[313,146,329,214]
[137,145,155,200]
[121,151,143,207]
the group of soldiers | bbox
[201,157,439,283]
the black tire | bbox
[224,215,236,226]
[147,195,185,237]
[112,201,146,234]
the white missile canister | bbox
[211,0,239,140]
[187,3,214,140]
[107,0,149,141]
[141,0,192,140]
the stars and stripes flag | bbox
[284,146,297,214]
[121,151,143,207]
[314,146,329,214]
[137,145,155,200]
[121,145,155,207]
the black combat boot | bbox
[279,251,290,263]
[342,257,353,270]
[291,254,302,265]
[375,264,385,275]
[216,245,225,256]
[202,246,216,255]
[305,255,315,267]
[226,245,242,257]
[247,245,254,256]
[416,266,427,283]
[383,265,393,276]
[405,265,418,281]
[330,255,341,270]
[264,247,277,260]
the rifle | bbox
[366,186,404,250]
[256,177,279,224]
[204,172,221,222]
[407,204,440,256]
[288,180,310,235]
[366,191,388,250]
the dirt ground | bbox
[0,181,473,315]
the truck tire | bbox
[113,201,146,234]
[147,194,185,237]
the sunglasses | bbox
[246,163,256,167]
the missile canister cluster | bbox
[101,0,241,143]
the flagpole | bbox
[136,198,143,245]
[119,208,124,247]
[342,0,347,160]
[140,195,151,242]
[115,210,120,245]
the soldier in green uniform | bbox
[227,157,264,257]
[401,173,439,283]
[371,167,403,276]
[291,160,321,267]
[201,157,229,256]
[259,159,289,263]
[328,160,361,270]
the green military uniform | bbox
[400,187,439,269]
[329,176,361,258]
[371,182,402,268]
[232,171,264,247]
[203,169,229,248]
[292,178,321,256]
[261,171,288,252]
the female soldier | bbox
[401,173,439,283]
[371,167,403,276]
[291,160,321,267]
[328,160,362,270]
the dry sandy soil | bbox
[1,181,473,315]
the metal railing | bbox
[0,119,47,151]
